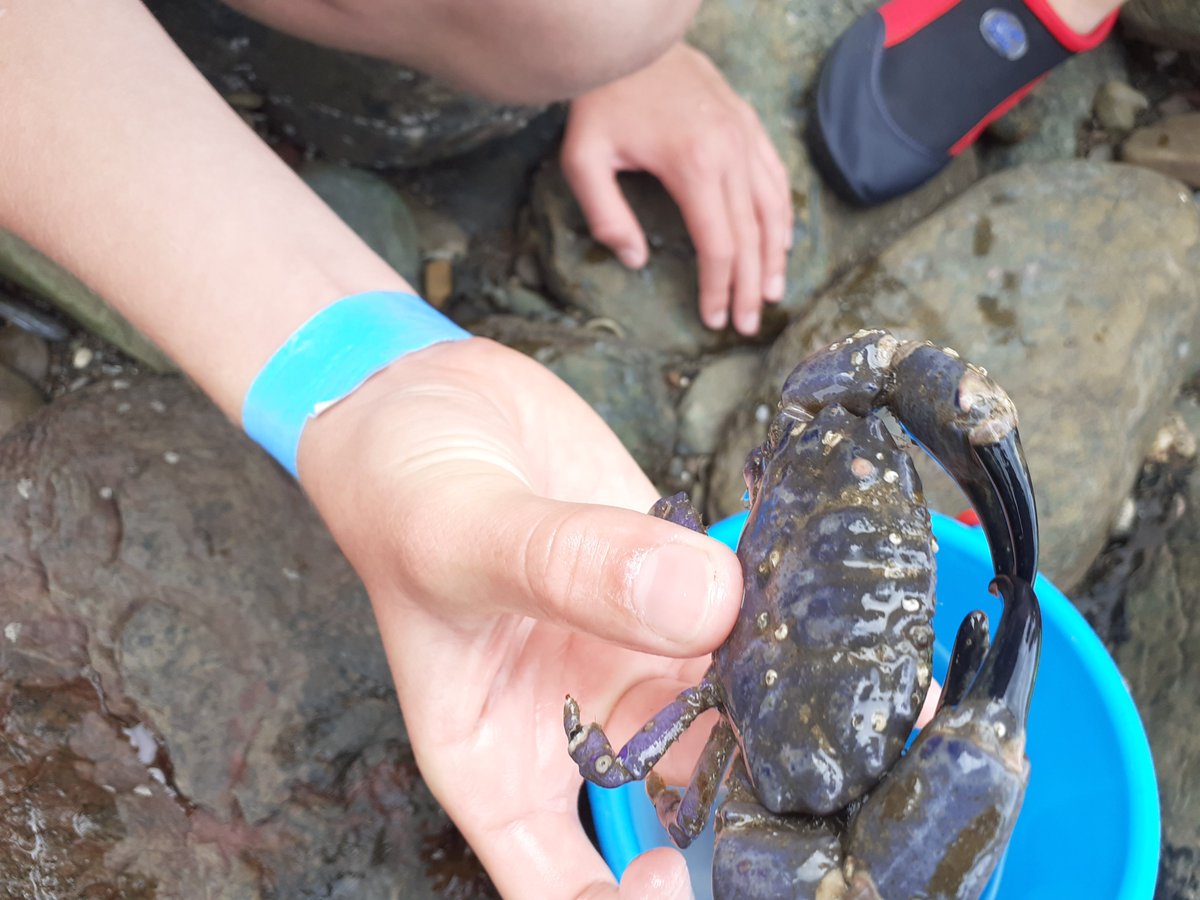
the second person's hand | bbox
[562,43,793,337]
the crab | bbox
[564,329,1041,899]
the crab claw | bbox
[883,341,1039,584]
[841,575,1041,900]
[937,610,990,714]
[777,330,1039,584]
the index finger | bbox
[658,168,735,331]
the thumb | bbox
[618,847,694,899]
[562,146,649,270]
[469,486,742,657]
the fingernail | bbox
[704,309,728,330]
[764,274,785,301]
[635,544,717,645]
[738,311,761,335]
[618,246,647,269]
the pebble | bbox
[1093,80,1150,133]
[1121,113,1200,188]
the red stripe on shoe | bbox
[879,0,960,47]
[947,75,1044,156]
[1022,0,1119,52]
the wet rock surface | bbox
[0,378,497,898]
[709,162,1200,590]
[1109,394,1200,899]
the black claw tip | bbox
[974,433,1039,583]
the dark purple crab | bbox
[564,329,1041,899]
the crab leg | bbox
[564,669,722,788]
[883,341,1039,583]
[646,718,738,849]
[840,575,1041,900]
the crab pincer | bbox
[842,575,1041,900]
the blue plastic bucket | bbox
[589,511,1161,899]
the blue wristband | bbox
[242,291,471,477]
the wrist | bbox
[242,291,472,479]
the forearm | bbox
[0,0,411,420]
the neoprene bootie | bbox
[809,0,1118,206]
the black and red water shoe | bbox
[809,0,1117,206]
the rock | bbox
[0,231,175,371]
[1093,80,1151,133]
[1114,425,1200,898]
[486,282,560,319]
[300,162,422,286]
[710,162,1200,589]
[1122,113,1200,188]
[146,0,541,168]
[0,364,44,438]
[472,316,677,481]
[531,0,981,351]
[981,39,1128,172]
[677,352,764,455]
[0,324,50,384]
[0,378,496,897]
[424,259,455,308]
[410,204,470,263]
[1121,0,1200,52]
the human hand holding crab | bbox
[298,336,751,898]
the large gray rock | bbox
[472,316,678,482]
[0,378,496,897]
[710,162,1200,589]
[146,0,541,168]
[530,0,980,353]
